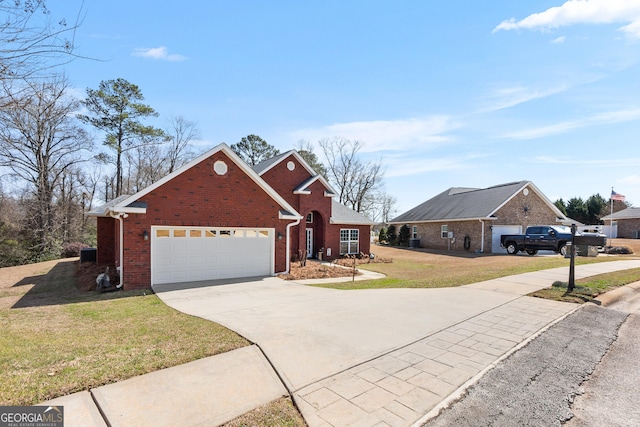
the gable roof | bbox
[390,181,566,223]
[88,143,300,220]
[254,150,337,196]
[330,200,376,225]
[601,207,640,220]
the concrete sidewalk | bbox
[41,259,640,427]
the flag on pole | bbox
[611,190,625,202]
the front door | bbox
[306,228,313,258]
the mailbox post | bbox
[568,224,576,292]
[568,229,606,292]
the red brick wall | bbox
[96,216,117,267]
[120,151,294,289]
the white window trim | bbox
[340,228,360,255]
[441,225,448,239]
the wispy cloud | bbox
[384,152,489,178]
[493,0,640,39]
[132,46,186,61]
[551,36,566,43]
[500,108,640,140]
[532,156,640,167]
[290,116,459,152]
[476,83,571,113]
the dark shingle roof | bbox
[390,181,530,223]
[252,151,291,174]
[331,200,375,225]
[601,207,640,220]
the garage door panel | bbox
[491,225,523,253]
[151,226,273,285]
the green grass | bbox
[313,252,613,290]
[529,268,640,303]
[0,260,249,405]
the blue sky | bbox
[53,0,640,214]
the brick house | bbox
[601,208,640,238]
[388,181,567,254]
[88,143,374,289]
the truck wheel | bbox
[559,244,567,256]
[526,249,538,256]
[506,242,518,255]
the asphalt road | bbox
[422,304,628,427]
[566,294,640,427]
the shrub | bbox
[398,225,411,246]
[62,242,89,258]
[604,246,634,254]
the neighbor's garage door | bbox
[151,226,274,285]
[491,225,522,254]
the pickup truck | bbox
[500,225,573,256]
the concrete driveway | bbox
[154,276,527,392]
[152,260,640,426]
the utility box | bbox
[80,248,96,263]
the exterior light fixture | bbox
[142,230,149,241]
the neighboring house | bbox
[88,144,374,290]
[389,181,567,254]
[600,208,640,238]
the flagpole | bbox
[609,187,613,247]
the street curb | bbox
[594,281,640,307]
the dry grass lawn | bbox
[311,239,640,290]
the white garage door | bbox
[491,225,522,253]
[151,226,274,285]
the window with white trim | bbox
[441,225,448,239]
[412,226,418,239]
[340,229,359,255]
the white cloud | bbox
[289,116,459,152]
[494,0,640,39]
[532,156,640,167]
[132,46,186,61]
[551,36,566,43]
[384,152,489,178]
[500,107,640,139]
[477,83,570,113]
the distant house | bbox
[600,208,640,239]
[88,143,374,290]
[389,181,567,254]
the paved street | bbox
[421,304,627,427]
[567,290,640,427]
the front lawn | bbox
[313,245,630,290]
[0,259,249,405]
[529,268,640,303]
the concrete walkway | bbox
[41,259,640,427]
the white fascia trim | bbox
[280,212,302,220]
[293,190,311,195]
[113,143,300,220]
[112,207,147,215]
[388,217,498,224]
[324,191,336,197]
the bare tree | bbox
[0,75,92,257]
[0,1,84,107]
[319,137,383,216]
[165,116,199,173]
[295,139,327,176]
